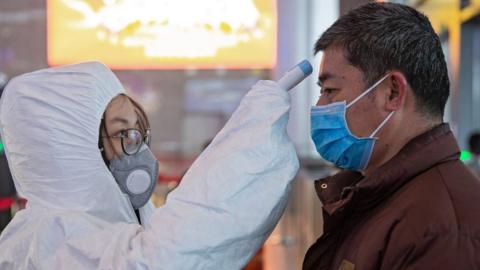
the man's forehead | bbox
[319,47,349,72]
[318,47,363,84]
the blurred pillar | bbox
[264,0,338,269]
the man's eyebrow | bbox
[317,72,335,87]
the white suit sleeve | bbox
[51,80,299,270]
[145,80,299,269]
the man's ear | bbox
[385,71,408,111]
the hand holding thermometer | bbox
[277,59,313,91]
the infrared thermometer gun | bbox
[277,59,313,91]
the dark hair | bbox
[314,2,449,120]
[469,132,480,155]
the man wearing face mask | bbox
[304,3,480,270]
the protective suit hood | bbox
[0,61,137,223]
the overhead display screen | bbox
[47,0,277,69]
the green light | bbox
[0,141,3,153]
[460,150,472,161]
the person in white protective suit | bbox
[0,61,299,269]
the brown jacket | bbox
[303,124,480,270]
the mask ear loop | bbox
[342,74,394,139]
[346,74,390,109]
[369,111,395,138]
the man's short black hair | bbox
[315,2,449,120]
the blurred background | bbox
[1,0,480,269]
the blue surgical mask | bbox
[310,75,394,171]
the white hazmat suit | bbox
[0,62,299,269]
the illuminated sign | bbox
[47,0,277,69]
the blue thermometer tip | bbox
[298,60,313,76]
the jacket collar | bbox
[315,123,460,217]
